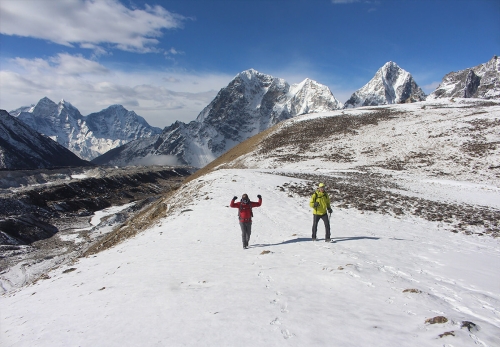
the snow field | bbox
[1,169,499,346]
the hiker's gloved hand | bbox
[232,196,237,201]
[257,194,262,199]
[328,208,332,213]
[313,202,319,208]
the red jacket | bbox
[230,198,262,222]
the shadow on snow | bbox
[250,236,380,248]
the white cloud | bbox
[0,0,187,53]
[0,54,233,128]
[331,0,360,3]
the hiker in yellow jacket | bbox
[309,183,332,242]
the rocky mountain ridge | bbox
[0,110,91,169]
[10,97,162,160]
[427,55,500,100]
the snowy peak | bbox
[289,78,343,113]
[0,110,90,169]
[344,61,426,108]
[86,104,160,141]
[427,55,500,100]
[17,97,84,146]
[11,97,161,160]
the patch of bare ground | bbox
[0,166,191,246]
[276,172,500,237]
[258,109,400,154]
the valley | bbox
[0,165,193,292]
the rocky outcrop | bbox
[427,56,500,100]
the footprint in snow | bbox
[270,317,281,325]
[281,329,294,339]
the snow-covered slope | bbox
[344,61,426,108]
[13,97,161,160]
[1,168,499,346]
[427,55,500,100]
[92,69,343,168]
[0,110,91,169]
[221,98,500,188]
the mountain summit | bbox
[427,55,500,100]
[344,62,426,108]
[92,69,343,168]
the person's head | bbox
[318,183,325,192]
[241,194,249,203]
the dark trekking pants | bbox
[239,222,252,248]
[312,214,330,240]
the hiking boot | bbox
[312,237,316,241]
[325,238,331,242]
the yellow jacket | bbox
[309,190,331,215]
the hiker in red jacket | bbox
[230,193,262,249]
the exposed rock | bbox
[428,56,500,100]
[0,165,193,246]
[425,316,448,324]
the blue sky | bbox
[1,0,499,127]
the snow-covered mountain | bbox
[11,97,162,160]
[0,110,91,169]
[427,55,500,100]
[92,69,343,168]
[344,61,426,108]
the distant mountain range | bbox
[9,98,161,161]
[92,69,343,167]
[0,110,91,169]
[5,56,499,169]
